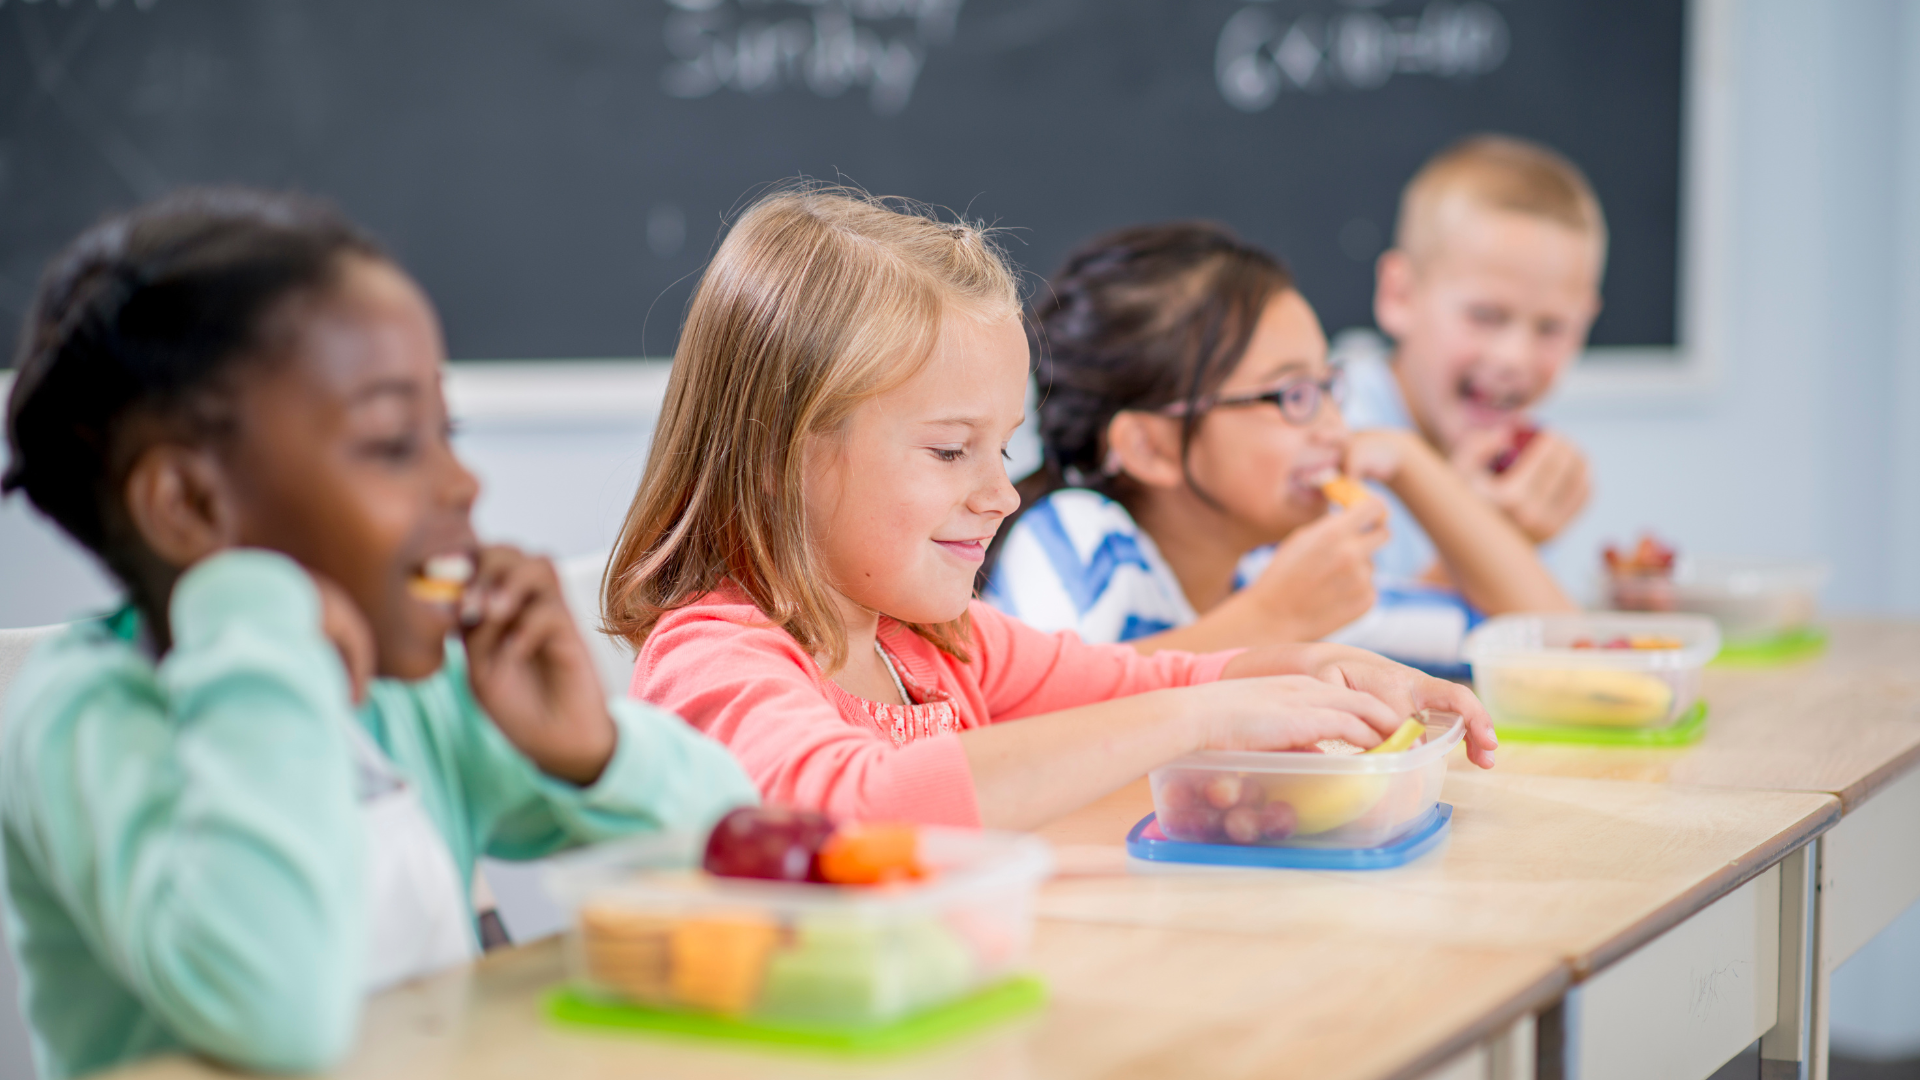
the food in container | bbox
[1601,533,1678,613]
[1463,613,1720,730]
[546,821,1051,1026]
[1601,535,1826,645]
[1667,558,1827,643]
[1147,709,1463,850]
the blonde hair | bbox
[603,185,1022,672]
[1396,134,1608,267]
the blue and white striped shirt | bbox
[982,488,1479,674]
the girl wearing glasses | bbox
[983,223,1571,665]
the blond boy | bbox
[1342,134,1606,587]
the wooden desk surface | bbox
[1036,769,1837,977]
[104,922,1566,1080]
[1487,619,1920,812]
[89,625,1904,1080]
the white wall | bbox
[1539,0,1920,616]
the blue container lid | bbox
[1126,804,1452,870]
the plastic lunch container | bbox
[1146,709,1464,850]
[1462,613,1721,731]
[1670,558,1827,643]
[1604,558,1827,643]
[544,827,1053,1027]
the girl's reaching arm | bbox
[1126,501,1390,653]
[964,604,1492,829]
[1348,428,1576,615]
[959,674,1406,829]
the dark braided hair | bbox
[983,222,1294,579]
[3,187,382,599]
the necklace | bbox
[874,639,912,706]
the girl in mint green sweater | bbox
[0,190,756,1079]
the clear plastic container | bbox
[1146,709,1464,850]
[1602,557,1827,644]
[544,827,1052,1027]
[1672,558,1827,643]
[1463,613,1721,731]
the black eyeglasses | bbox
[1158,368,1347,426]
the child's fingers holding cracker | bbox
[461,547,615,785]
[461,547,552,655]
[493,591,575,671]
[1334,494,1389,539]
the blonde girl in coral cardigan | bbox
[607,187,1496,830]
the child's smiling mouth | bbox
[1456,373,1531,421]
[932,538,989,563]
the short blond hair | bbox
[603,185,1021,671]
[1396,134,1607,266]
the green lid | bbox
[1709,626,1827,669]
[545,975,1047,1056]
[1494,700,1708,747]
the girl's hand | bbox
[1243,499,1388,641]
[1450,427,1591,545]
[1186,674,1408,754]
[1303,644,1497,768]
[460,546,616,786]
[311,571,375,705]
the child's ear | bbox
[1373,249,1416,339]
[1105,411,1185,490]
[123,444,241,570]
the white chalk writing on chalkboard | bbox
[661,0,964,116]
[1216,0,1508,113]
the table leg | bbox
[1418,1016,1535,1080]
[1489,1014,1537,1080]
[1810,766,1920,1080]
[1760,844,1816,1080]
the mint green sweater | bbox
[0,551,758,1079]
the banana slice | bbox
[1368,718,1425,754]
[1287,718,1427,833]
[1486,667,1676,728]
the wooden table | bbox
[1487,619,1920,1078]
[91,627,1908,1080]
[87,772,1829,1080]
[1037,769,1838,1080]
[102,921,1567,1080]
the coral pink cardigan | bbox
[631,587,1237,826]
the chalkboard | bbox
[1,0,1683,363]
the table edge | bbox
[1834,739,1920,813]
[1573,793,1840,978]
